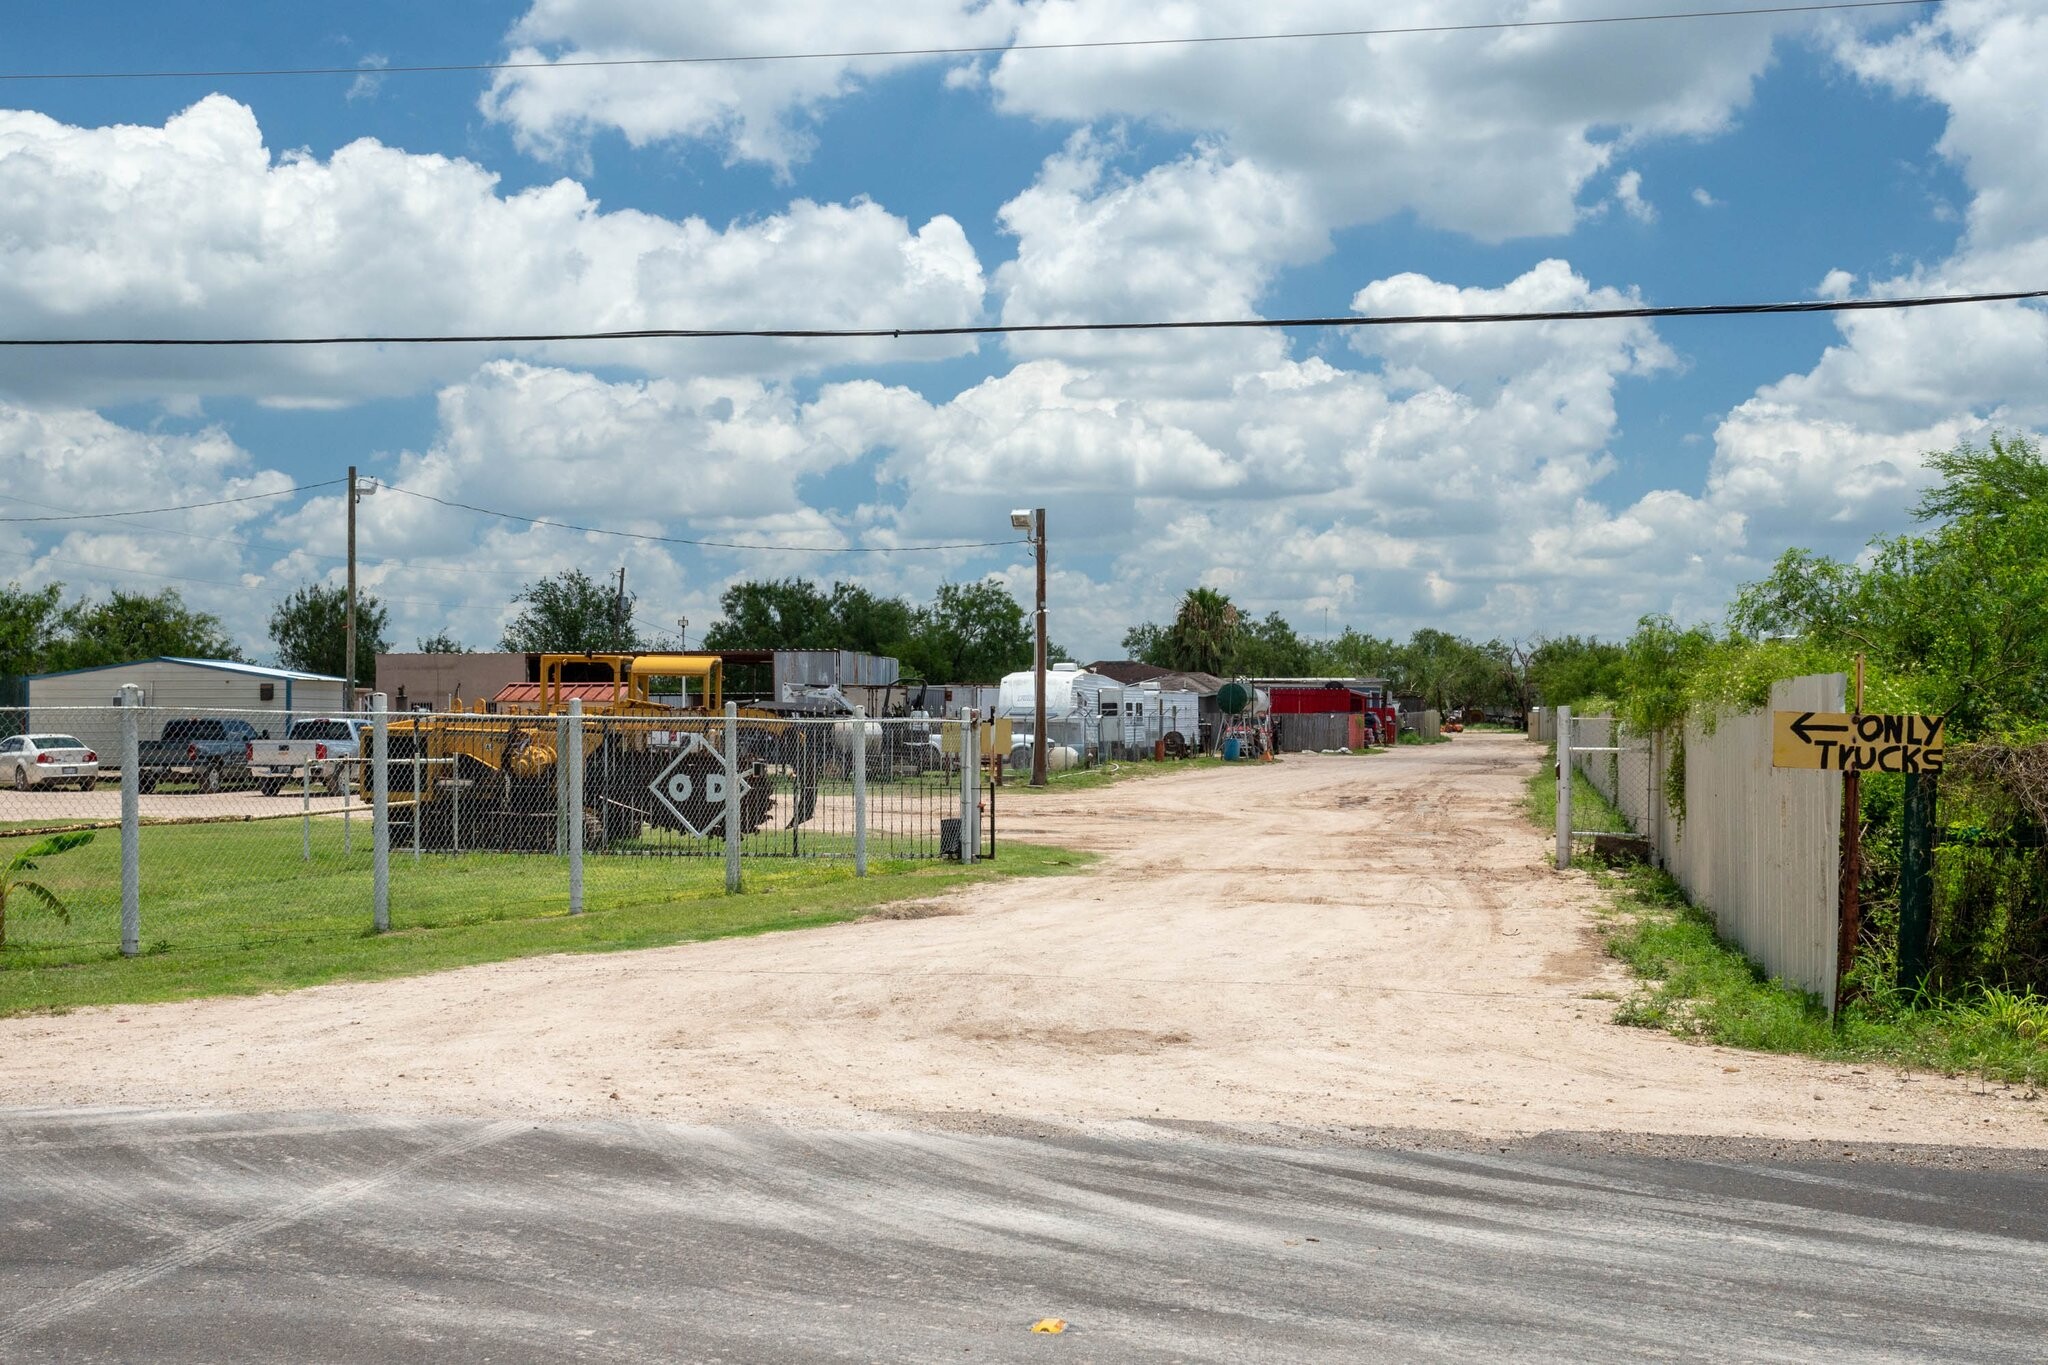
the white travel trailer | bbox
[1126,683,1202,751]
[997,662,1121,760]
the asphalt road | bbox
[3,1110,2043,1363]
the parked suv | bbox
[0,734,99,791]
[137,717,260,793]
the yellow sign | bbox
[1771,711,1945,773]
[939,716,1013,757]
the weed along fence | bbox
[1557,674,1847,1010]
[0,698,994,968]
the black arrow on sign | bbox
[1789,711,1849,744]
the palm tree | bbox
[0,831,94,948]
[1167,587,1243,676]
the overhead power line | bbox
[0,287,2038,349]
[0,489,537,582]
[0,479,344,522]
[384,484,1028,555]
[0,2,1938,83]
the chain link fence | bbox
[1557,711,1657,854]
[0,698,995,968]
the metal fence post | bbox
[342,744,352,857]
[852,706,868,878]
[567,698,584,915]
[959,709,979,863]
[411,739,421,864]
[119,684,141,957]
[302,761,312,862]
[1555,704,1573,871]
[724,701,741,894]
[554,715,570,855]
[371,692,390,933]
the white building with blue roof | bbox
[22,657,349,758]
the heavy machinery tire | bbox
[1162,731,1189,758]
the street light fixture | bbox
[1013,508,1048,787]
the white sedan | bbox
[0,733,100,791]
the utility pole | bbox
[345,464,357,710]
[1010,507,1049,787]
[1034,508,1047,787]
[615,565,628,646]
[345,468,378,709]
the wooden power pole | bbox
[1030,509,1048,787]
[345,464,357,710]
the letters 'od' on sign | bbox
[1771,711,1945,773]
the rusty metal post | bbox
[1835,655,1865,1011]
[1898,771,1937,993]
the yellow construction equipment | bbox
[389,653,797,851]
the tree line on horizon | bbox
[1,563,1616,706]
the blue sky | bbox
[0,1,2040,661]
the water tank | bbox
[1217,680,1253,715]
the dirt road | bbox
[2,733,2040,1145]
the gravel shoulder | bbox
[3,733,2042,1148]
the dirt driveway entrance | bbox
[2,734,2040,1146]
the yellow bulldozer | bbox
[388,653,825,852]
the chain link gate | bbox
[1554,704,1657,868]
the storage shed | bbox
[25,658,348,762]
[1256,677,1396,751]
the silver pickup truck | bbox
[248,717,368,796]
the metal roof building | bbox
[22,657,349,760]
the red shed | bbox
[1255,678,1396,749]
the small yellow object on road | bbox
[1030,1317,1067,1334]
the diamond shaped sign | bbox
[649,733,749,838]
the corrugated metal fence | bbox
[1564,673,1844,1008]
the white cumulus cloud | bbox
[0,96,987,407]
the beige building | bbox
[373,652,532,712]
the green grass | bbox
[1524,761,2048,1084]
[1398,731,1451,745]
[0,817,1091,1016]
[1522,755,1635,835]
[1001,754,1227,794]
